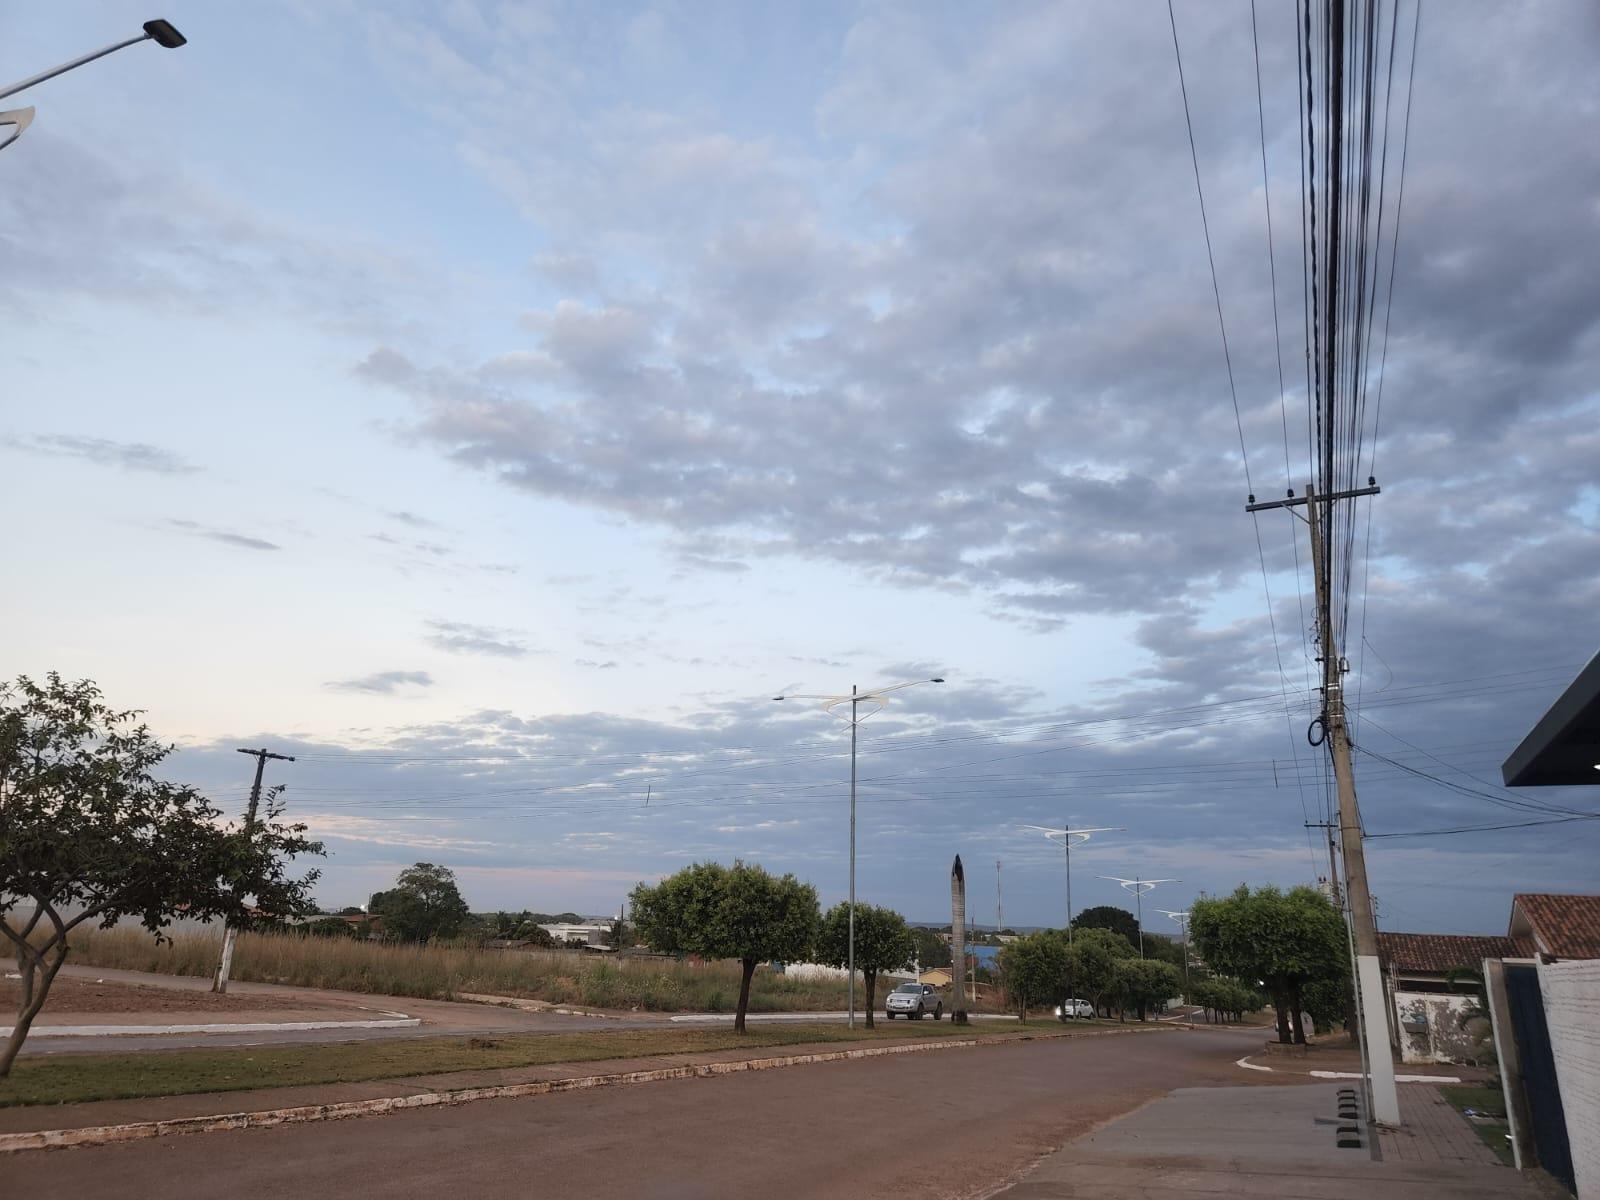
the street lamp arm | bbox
[0,20,185,104]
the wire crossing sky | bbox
[2,2,1596,931]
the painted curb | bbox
[0,1024,1165,1153]
[1235,1054,1461,1083]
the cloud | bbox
[166,519,281,551]
[424,619,529,658]
[9,433,198,474]
[324,670,435,695]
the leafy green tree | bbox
[998,931,1069,1019]
[817,902,914,1027]
[1141,932,1187,970]
[303,916,357,938]
[1111,958,1181,1020]
[369,862,471,943]
[1071,905,1140,949]
[1190,975,1262,1023]
[631,861,820,1032]
[0,674,323,1077]
[1189,884,1345,1044]
[910,925,952,969]
[1065,926,1135,1016]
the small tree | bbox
[998,931,1069,1020]
[818,902,914,1028]
[631,861,819,1032]
[910,925,952,969]
[1189,884,1345,1044]
[1065,926,1134,1016]
[369,862,471,943]
[1113,958,1181,1021]
[0,674,322,1077]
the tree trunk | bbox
[863,969,876,1029]
[1,943,67,1079]
[1271,987,1292,1043]
[1288,979,1307,1044]
[734,958,756,1033]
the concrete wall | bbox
[1539,958,1600,1199]
[1392,990,1483,1064]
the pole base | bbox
[952,1011,969,1025]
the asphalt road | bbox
[6,1027,1283,1199]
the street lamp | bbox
[1021,824,1123,943]
[773,676,945,1029]
[1155,908,1191,993]
[1098,875,1181,958]
[1,19,187,153]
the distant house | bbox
[919,968,954,988]
[538,921,615,949]
[1378,931,1530,1064]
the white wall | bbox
[1392,990,1482,1064]
[1539,958,1600,1199]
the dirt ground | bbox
[1,974,310,1015]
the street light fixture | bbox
[1155,908,1191,993]
[1021,824,1124,943]
[773,676,945,1029]
[1098,875,1181,958]
[0,18,187,153]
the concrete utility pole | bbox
[1250,481,1400,1126]
[212,747,294,994]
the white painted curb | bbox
[6,1017,420,1038]
[1235,1054,1460,1083]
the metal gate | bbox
[1505,963,1575,1193]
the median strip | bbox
[7,1016,420,1038]
[0,1023,1165,1153]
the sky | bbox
[2,2,1596,933]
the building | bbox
[1377,931,1528,1064]
[538,921,614,948]
[1508,893,1600,962]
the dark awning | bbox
[1502,650,1600,786]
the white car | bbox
[885,982,943,1020]
[1054,998,1094,1019]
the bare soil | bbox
[1,975,309,1015]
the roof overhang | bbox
[1502,651,1600,786]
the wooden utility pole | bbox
[212,747,294,993]
[1255,482,1400,1124]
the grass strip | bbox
[1440,1084,1514,1167]
[0,1019,1087,1109]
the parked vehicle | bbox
[885,982,944,1020]
[1054,998,1094,1019]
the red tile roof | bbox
[1377,931,1526,975]
[1512,893,1600,960]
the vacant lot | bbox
[61,926,931,1013]
[0,975,309,1016]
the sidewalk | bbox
[992,1082,1547,1199]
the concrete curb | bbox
[0,1023,1166,1154]
[7,1016,419,1038]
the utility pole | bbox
[212,747,294,994]
[1023,824,1122,942]
[1099,876,1180,959]
[996,859,1004,937]
[1253,481,1400,1125]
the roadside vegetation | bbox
[61,925,891,1014]
[1440,1084,1514,1166]
[0,1019,1086,1108]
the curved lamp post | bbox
[1155,908,1192,992]
[1098,875,1181,958]
[1,19,186,153]
[774,676,944,1028]
[1021,824,1124,942]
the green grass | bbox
[0,1020,1075,1109]
[1441,1084,1514,1167]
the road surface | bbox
[6,1026,1289,1198]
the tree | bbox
[1065,926,1134,1016]
[303,916,357,938]
[1189,884,1346,1044]
[368,863,471,943]
[1111,959,1181,1021]
[817,902,914,1028]
[0,674,322,1077]
[1071,906,1140,949]
[631,861,819,1032]
[910,925,952,969]
[1190,975,1261,1023]
[998,931,1069,1020]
